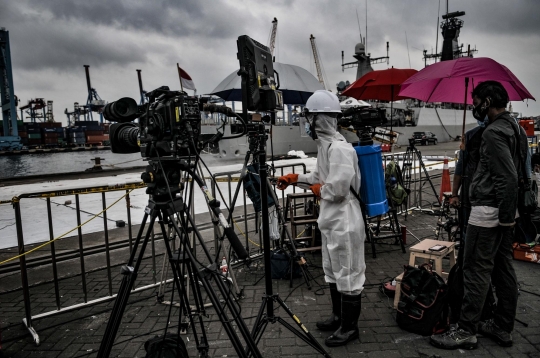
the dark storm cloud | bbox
[18,0,249,39]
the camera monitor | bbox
[237,35,283,112]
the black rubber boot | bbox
[316,283,341,331]
[325,293,361,347]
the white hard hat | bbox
[304,90,342,114]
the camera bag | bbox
[396,264,448,336]
[144,333,188,358]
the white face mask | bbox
[477,115,488,128]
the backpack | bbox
[396,264,448,336]
[385,160,409,205]
[243,163,275,212]
[144,333,188,358]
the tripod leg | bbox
[155,212,209,354]
[266,178,312,290]
[415,148,441,206]
[273,297,331,358]
[97,210,156,358]
[173,209,263,358]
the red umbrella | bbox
[341,68,418,101]
[341,67,418,138]
[398,57,535,143]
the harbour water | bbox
[0,150,233,179]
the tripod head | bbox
[141,158,187,199]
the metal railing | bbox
[1,162,309,346]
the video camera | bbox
[338,106,388,146]
[338,106,387,130]
[103,86,203,158]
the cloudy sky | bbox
[1,0,539,125]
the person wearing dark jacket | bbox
[431,81,528,350]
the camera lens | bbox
[103,97,138,123]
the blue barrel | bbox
[354,145,389,217]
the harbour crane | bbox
[268,17,278,55]
[309,34,327,90]
[83,65,106,123]
[136,69,147,105]
[0,28,22,150]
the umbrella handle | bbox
[460,77,469,150]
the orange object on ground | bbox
[513,243,540,263]
[439,158,451,202]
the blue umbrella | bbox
[209,62,324,105]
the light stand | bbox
[249,113,330,357]
[402,138,441,213]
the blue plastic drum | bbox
[354,145,389,217]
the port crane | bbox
[0,28,22,150]
[136,69,147,105]
[83,65,106,123]
[19,98,55,123]
[268,17,278,55]
[309,34,327,90]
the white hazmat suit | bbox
[298,114,366,295]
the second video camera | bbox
[103,86,203,158]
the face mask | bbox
[476,115,488,128]
[305,114,318,140]
[472,101,489,121]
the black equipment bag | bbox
[396,264,448,336]
[270,249,303,279]
[144,333,188,358]
[243,163,275,212]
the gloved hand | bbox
[310,183,322,198]
[276,173,299,190]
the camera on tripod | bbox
[103,86,203,158]
[338,106,387,145]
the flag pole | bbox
[177,63,184,92]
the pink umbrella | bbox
[398,57,535,142]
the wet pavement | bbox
[1,165,539,358]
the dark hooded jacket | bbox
[469,111,528,225]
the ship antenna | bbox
[405,31,411,68]
[435,0,441,63]
[356,8,362,42]
[365,0,368,51]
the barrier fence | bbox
[1,158,447,345]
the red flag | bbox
[177,63,196,91]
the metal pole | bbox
[46,198,61,310]
[75,194,88,303]
[102,192,113,296]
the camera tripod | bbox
[244,122,330,357]
[401,139,441,213]
[225,123,316,290]
[97,158,262,358]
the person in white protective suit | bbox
[277,90,366,347]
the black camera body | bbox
[338,107,387,130]
[104,86,202,158]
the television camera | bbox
[103,86,203,158]
[338,106,387,145]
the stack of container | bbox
[67,127,86,146]
[26,122,42,146]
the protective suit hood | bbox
[313,114,347,143]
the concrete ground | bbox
[1,156,539,358]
